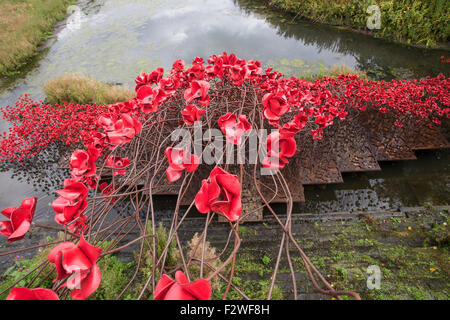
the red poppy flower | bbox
[98,114,142,145]
[83,175,99,190]
[7,287,59,300]
[135,73,150,92]
[218,112,252,145]
[164,147,199,182]
[171,59,185,72]
[279,119,301,136]
[246,60,263,79]
[108,99,138,114]
[84,132,106,154]
[134,68,164,91]
[184,80,210,107]
[314,113,334,128]
[0,197,36,243]
[154,271,211,300]
[230,65,246,86]
[136,85,157,113]
[262,131,297,170]
[52,179,88,227]
[194,167,241,222]
[208,56,224,78]
[160,76,179,95]
[262,92,290,125]
[186,62,206,81]
[181,104,206,125]
[48,234,102,300]
[69,147,99,182]
[106,156,131,176]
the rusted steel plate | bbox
[357,111,417,161]
[401,122,450,151]
[331,120,381,173]
[293,132,344,185]
[260,167,305,203]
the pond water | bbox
[0,0,449,224]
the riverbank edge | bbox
[0,0,76,78]
[260,0,449,50]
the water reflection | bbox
[291,150,449,214]
[0,143,70,216]
[235,0,450,80]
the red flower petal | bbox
[7,287,59,300]
[71,263,102,300]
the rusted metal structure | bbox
[152,110,449,222]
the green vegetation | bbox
[289,208,450,300]
[0,237,135,300]
[44,74,135,105]
[90,242,134,300]
[0,0,75,76]
[214,276,284,300]
[0,246,56,300]
[2,207,447,300]
[134,222,180,299]
[266,58,368,81]
[265,0,449,48]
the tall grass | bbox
[44,74,135,105]
[0,0,73,76]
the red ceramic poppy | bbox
[136,85,157,113]
[186,62,206,81]
[98,114,142,145]
[154,271,211,300]
[246,60,263,79]
[165,147,199,182]
[106,156,131,176]
[195,167,241,222]
[0,197,36,243]
[181,104,206,125]
[48,234,102,300]
[160,76,179,95]
[171,59,185,72]
[69,147,98,182]
[107,99,138,114]
[262,92,290,125]
[134,68,164,91]
[52,179,88,227]
[230,65,246,86]
[184,80,210,107]
[262,131,297,170]
[7,287,59,300]
[218,112,252,145]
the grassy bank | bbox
[0,0,74,77]
[266,59,368,81]
[43,63,362,105]
[44,74,135,105]
[1,205,448,300]
[265,0,449,48]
